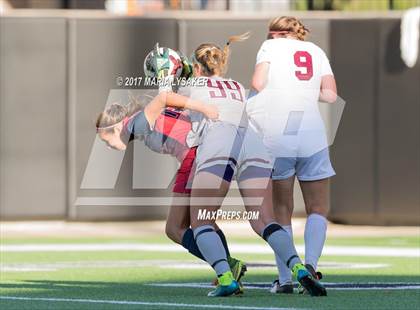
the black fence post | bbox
[308,0,314,10]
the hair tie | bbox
[269,30,290,35]
[96,122,119,131]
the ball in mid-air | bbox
[143,45,183,79]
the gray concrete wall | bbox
[0,17,67,219]
[329,18,420,225]
[328,19,378,223]
[376,19,420,224]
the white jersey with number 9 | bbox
[248,38,334,158]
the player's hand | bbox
[178,53,193,79]
[204,105,219,120]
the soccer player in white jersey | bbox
[249,16,337,294]
[156,33,326,298]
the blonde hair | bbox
[268,16,309,41]
[96,92,144,133]
[193,32,250,76]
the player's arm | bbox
[144,92,218,126]
[251,62,270,92]
[319,49,337,103]
[319,75,337,103]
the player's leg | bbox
[213,220,247,287]
[235,128,276,235]
[296,147,335,275]
[166,147,209,260]
[299,177,329,273]
[165,193,208,261]
[237,167,273,235]
[271,176,296,293]
[269,154,298,292]
[238,168,326,297]
[165,196,239,264]
[250,178,326,296]
[237,128,310,293]
[166,147,234,262]
[253,179,300,275]
[166,192,245,286]
[165,193,190,244]
[190,169,240,297]
[272,176,295,226]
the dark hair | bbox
[96,92,144,133]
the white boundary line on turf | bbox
[0,296,302,310]
[147,282,420,291]
[1,243,419,257]
[0,260,390,272]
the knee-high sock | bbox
[304,213,327,270]
[181,228,205,261]
[181,228,231,261]
[216,229,231,258]
[262,222,301,270]
[194,225,230,276]
[275,225,293,284]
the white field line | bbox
[0,260,389,272]
[1,243,419,257]
[0,296,302,310]
[148,282,420,291]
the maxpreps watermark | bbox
[197,209,260,221]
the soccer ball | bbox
[143,44,183,79]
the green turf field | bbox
[1,234,419,310]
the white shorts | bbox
[195,122,273,181]
[272,148,335,181]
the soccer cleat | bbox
[235,281,245,295]
[297,283,305,295]
[270,280,294,294]
[213,257,247,286]
[208,271,240,297]
[228,257,248,283]
[292,263,327,297]
[298,264,323,295]
[305,264,323,280]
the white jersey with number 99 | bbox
[179,76,248,147]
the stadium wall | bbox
[0,11,419,224]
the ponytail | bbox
[222,32,251,71]
[194,31,250,76]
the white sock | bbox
[193,225,230,276]
[275,225,293,285]
[304,213,328,270]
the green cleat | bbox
[208,271,240,297]
[228,257,247,283]
[292,263,327,297]
[212,257,247,288]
